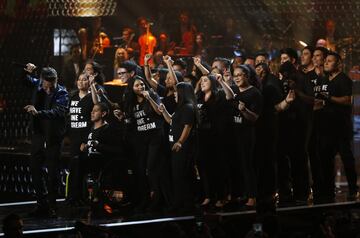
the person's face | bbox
[255,55,266,66]
[77,74,90,91]
[91,104,104,122]
[165,73,175,89]
[195,35,203,45]
[133,79,145,95]
[212,61,223,71]
[280,54,291,65]
[301,49,313,67]
[200,76,211,93]
[116,49,126,60]
[42,79,56,95]
[117,68,130,82]
[255,65,266,80]
[140,19,147,30]
[179,13,189,24]
[122,30,130,40]
[324,55,338,73]
[233,68,248,87]
[244,58,255,67]
[84,63,94,76]
[313,50,325,67]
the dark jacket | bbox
[26,75,69,145]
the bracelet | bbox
[284,99,290,104]
[175,141,182,148]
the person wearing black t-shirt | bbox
[229,65,263,208]
[159,82,199,213]
[123,76,168,212]
[254,63,282,206]
[301,46,328,203]
[196,74,235,209]
[314,52,358,201]
[80,103,122,200]
[276,49,311,205]
[66,73,99,205]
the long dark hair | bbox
[85,59,105,85]
[176,82,200,124]
[196,74,219,102]
[123,76,159,117]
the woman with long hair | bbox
[158,82,199,213]
[196,74,234,209]
[123,76,168,212]
[113,48,129,78]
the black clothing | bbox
[25,75,69,208]
[277,71,311,201]
[197,91,231,201]
[67,92,94,201]
[231,86,262,198]
[256,74,283,200]
[316,72,358,197]
[169,103,196,210]
[130,99,168,210]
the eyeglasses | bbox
[117,71,128,75]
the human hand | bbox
[24,105,38,115]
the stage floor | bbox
[0,190,359,237]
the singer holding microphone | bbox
[23,63,69,218]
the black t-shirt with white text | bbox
[316,72,353,137]
[232,86,263,128]
[86,123,122,160]
[133,100,163,133]
[68,92,94,144]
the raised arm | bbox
[144,54,159,90]
[24,63,39,86]
[89,74,100,104]
[216,73,235,100]
[163,55,179,87]
[193,56,209,75]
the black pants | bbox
[319,132,358,198]
[30,134,62,208]
[277,116,310,200]
[171,142,195,210]
[308,113,323,199]
[134,129,168,207]
[231,127,256,198]
[197,130,226,201]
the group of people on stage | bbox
[23,38,358,217]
